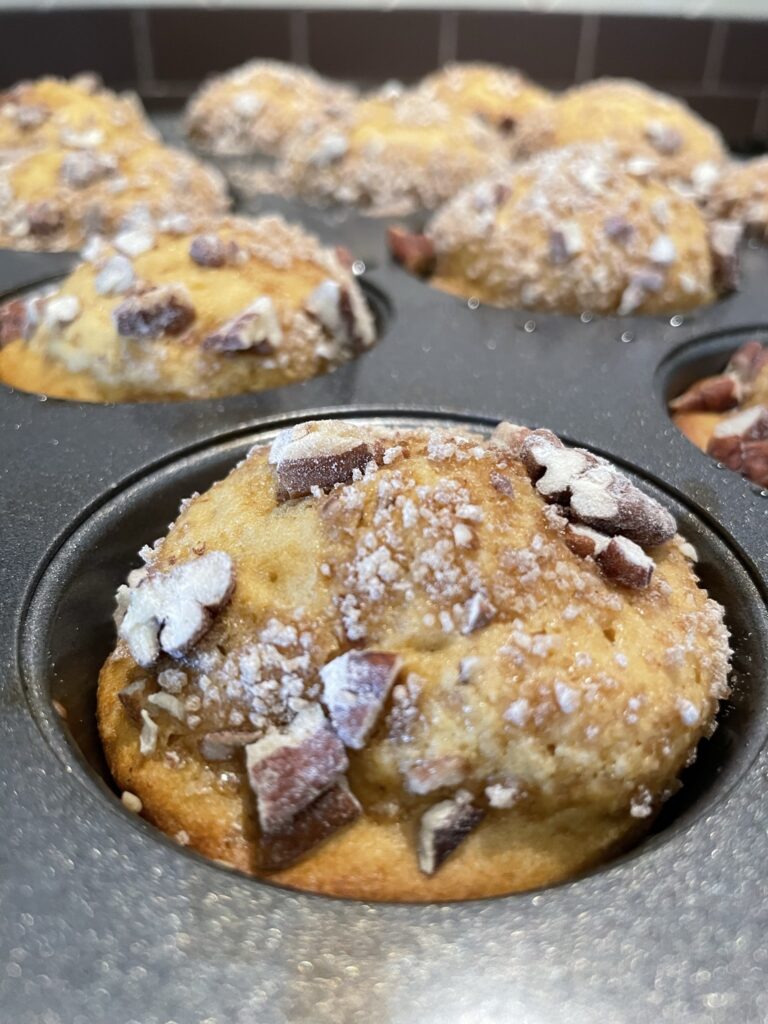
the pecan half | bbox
[245,704,348,834]
[116,551,234,668]
[710,404,768,443]
[202,297,282,355]
[387,227,436,277]
[26,202,64,237]
[305,279,373,355]
[418,791,485,876]
[0,298,31,348]
[113,285,196,340]
[668,373,742,413]
[269,421,383,502]
[259,782,361,871]
[320,650,401,750]
[726,340,768,387]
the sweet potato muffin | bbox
[185,60,356,160]
[670,339,768,487]
[274,89,509,215]
[389,144,737,315]
[415,63,551,138]
[0,73,156,155]
[97,419,730,901]
[0,215,375,401]
[514,79,726,194]
[0,139,229,252]
[706,157,768,238]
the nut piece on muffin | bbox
[389,144,741,314]
[185,59,356,160]
[670,339,768,487]
[0,215,376,402]
[706,157,768,239]
[414,62,552,139]
[97,418,730,901]
[0,73,157,154]
[0,139,229,252]
[272,88,509,216]
[513,79,726,196]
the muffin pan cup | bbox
[2,178,768,1021]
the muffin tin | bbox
[2,116,768,1023]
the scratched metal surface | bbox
[1,115,767,1024]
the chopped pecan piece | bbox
[259,782,361,871]
[94,255,135,296]
[387,227,437,277]
[418,791,485,876]
[563,522,610,559]
[26,202,64,237]
[740,441,768,486]
[0,298,31,348]
[116,551,234,668]
[604,215,635,244]
[269,421,383,502]
[548,223,583,265]
[489,471,515,498]
[189,233,241,268]
[14,104,49,131]
[669,373,742,413]
[490,420,533,458]
[709,219,742,294]
[113,285,196,340]
[595,536,654,589]
[617,269,664,315]
[462,592,496,634]
[305,279,373,355]
[644,121,683,155]
[334,245,353,270]
[245,704,348,834]
[118,678,147,724]
[320,650,401,749]
[711,405,768,443]
[202,297,282,355]
[59,150,116,189]
[199,729,260,761]
[405,756,466,795]
[519,430,676,547]
[726,340,768,386]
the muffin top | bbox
[185,59,356,159]
[393,144,734,315]
[415,62,552,137]
[706,157,768,238]
[0,74,156,154]
[98,419,729,895]
[0,139,229,251]
[670,339,768,488]
[514,79,726,192]
[275,89,509,215]
[0,215,375,401]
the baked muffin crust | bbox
[98,420,730,900]
[0,215,376,401]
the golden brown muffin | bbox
[706,157,768,238]
[514,79,726,194]
[273,89,509,215]
[97,419,730,901]
[0,73,157,155]
[670,339,768,487]
[185,60,356,159]
[415,62,551,138]
[0,138,229,252]
[391,144,732,315]
[0,215,375,402]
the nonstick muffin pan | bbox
[3,147,768,1023]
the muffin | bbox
[415,62,551,138]
[185,60,356,160]
[0,73,156,155]
[0,215,376,402]
[670,339,768,487]
[97,418,730,901]
[0,139,229,251]
[389,144,737,315]
[514,79,726,194]
[706,157,768,238]
[274,89,509,216]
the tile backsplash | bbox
[1,6,766,151]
